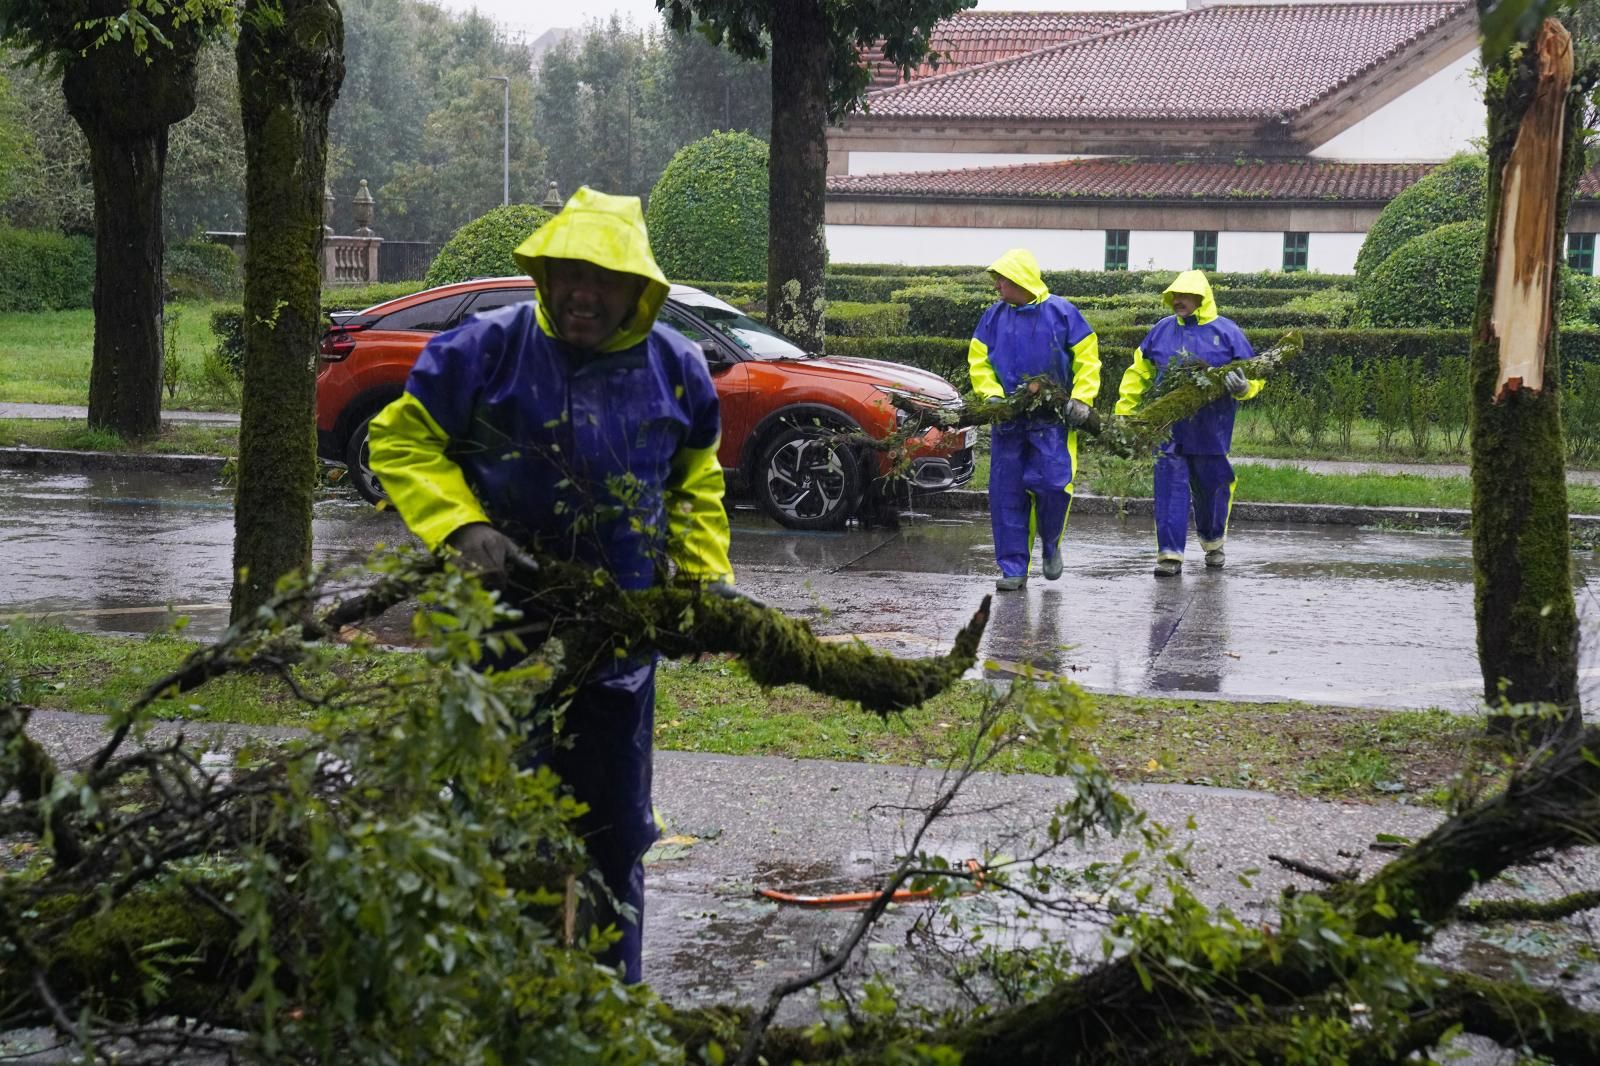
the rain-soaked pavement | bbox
[6,465,1600,712]
[5,466,1600,1049]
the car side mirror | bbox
[699,340,732,367]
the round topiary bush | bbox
[423,203,552,287]
[1359,219,1485,328]
[1354,153,1487,282]
[646,131,769,282]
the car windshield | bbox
[672,292,811,360]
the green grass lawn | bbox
[0,301,236,411]
[2,620,1504,805]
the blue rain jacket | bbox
[1116,270,1260,455]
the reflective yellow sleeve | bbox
[367,393,490,551]
[1116,349,1155,416]
[967,337,1004,400]
[1238,377,1265,403]
[665,439,733,582]
[1069,332,1100,406]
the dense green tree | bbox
[229,0,345,621]
[635,16,770,186]
[657,0,975,352]
[0,0,232,438]
[0,56,93,233]
[165,40,246,238]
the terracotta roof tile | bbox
[857,2,1472,122]
[861,11,1159,88]
[827,157,1440,202]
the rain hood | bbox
[512,185,670,353]
[987,248,1050,304]
[1162,270,1218,324]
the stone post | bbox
[541,180,564,213]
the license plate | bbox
[962,426,977,449]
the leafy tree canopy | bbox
[658,0,976,119]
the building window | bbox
[1105,230,1129,271]
[1283,232,1309,272]
[1193,231,1218,272]
[1569,233,1596,275]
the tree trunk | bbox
[230,0,346,621]
[766,0,829,353]
[62,33,204,440]
[1469,15,1582,734]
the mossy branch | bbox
[854,332,1306,466]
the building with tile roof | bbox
[821,2,1562,275]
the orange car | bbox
[316,277,974,529]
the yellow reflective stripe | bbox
[967,337,1003,399]
[666,439,733,582]
[1069,332,1100,406]
[1116,349,1154,415]
[368,393,490,551]
[1238,376,1265,402]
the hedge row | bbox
[825,327,1600,404]
[165,240,240,300]
[0,228,95,313]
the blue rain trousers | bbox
[990,421,1074,578]
[1154,450,1236,558]
[519,661,658,984]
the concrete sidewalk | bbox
[0,402,239,424]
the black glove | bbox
[444,523,540,585]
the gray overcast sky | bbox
[435,0,1180,46]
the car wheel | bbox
[344,411,389,505]
[755,424,861,530]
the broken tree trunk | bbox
[1469,15,1582,734]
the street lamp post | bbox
[483,74,510,206]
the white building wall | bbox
[828,224,1365,275]
[845,152,1091,175]
[1128,230,1195,271]
[1216,231,1284,273]
[1310,52,1481,162]
[1308,233,1366,275]
[825,224,1104,269]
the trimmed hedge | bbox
[890,284,1357,337]
[825,326,1600,404]
[0,228,95,312]
[423,204,551,288]
[1354,153,1485,282]
[825,301,910,337]
[166,240,241,300]
[1360,220,1484,328]
[647,131,769,283]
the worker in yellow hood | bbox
[1116,270,1262,576]
[368,186,738,983]
[967,248,1101,590]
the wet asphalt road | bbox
[7,465,1600,1043]
[6,465,1600,712]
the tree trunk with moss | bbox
[62,22,205,440]
[229,0,346,621]
[1469,15,1582,733]
[765,0,829,353]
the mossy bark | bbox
[1469,16,1582,731]
[61,15,205,440]
[229,1,346,621]
[766,0,829,353]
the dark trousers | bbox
[1153,451,1236,557]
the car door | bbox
[658,301,751,473]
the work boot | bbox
[1205,548,1226,569]
[1043,552,1063,581]
[1153,557,1182,578]
[995,573,1028,592]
